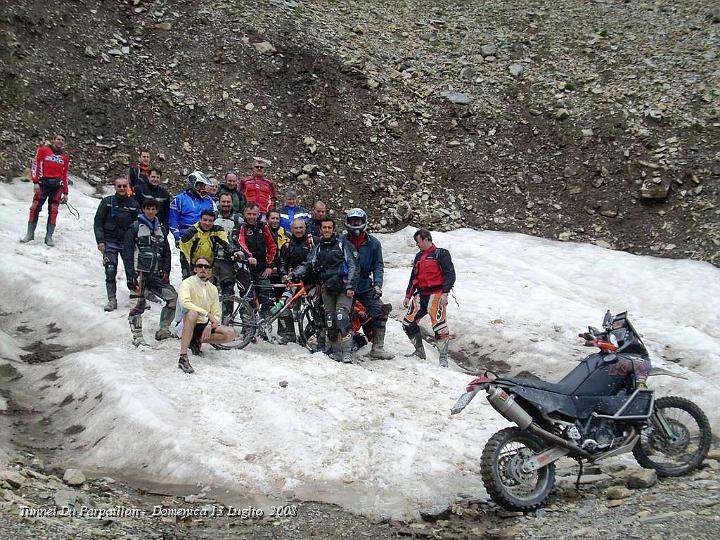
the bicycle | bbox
[215,274,322,351]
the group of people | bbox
[19,136,457,373]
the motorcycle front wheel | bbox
[632,396,711,476]
[481,427,555,511]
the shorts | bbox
[192,322,218,343]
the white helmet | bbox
[187,171,210,190]
[346,208,368,237]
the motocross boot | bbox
[44,223,56,247]
[437,338,449,368]
[104,281,118,312]
[19,221,37,243]
[129,315,148,347]
[405,333,426,359]
[340,338,354,364]
[155,304,175,341]
[368,326,394,359]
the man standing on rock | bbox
[177,256,234,373]
[20,133,71,247]
[403,229,456,367]
[128,148,151,191]
[239,159,277,220]
[94,178,140,311]
[123,199,177,346]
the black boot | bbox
[104,282,117,312]
[44,223,56,247]
[20,221,38,243]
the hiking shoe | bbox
[189,340,203,356]
[155,328,173,341]
[104,298,117,312]
[178,356,195,374]
[132,336,149,347]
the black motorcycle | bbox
[451,311,712,511]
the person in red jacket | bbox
[20,133,71,246]
[402,229,456,367]
[233,203,277,316]
[239,159,277,219]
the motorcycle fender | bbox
[450,386,482,415]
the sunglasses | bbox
[254,165,265,169]
[195,264,211,269]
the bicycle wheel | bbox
[297,303,318,352]
[213,296,257,350]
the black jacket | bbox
[128,166,148,190]
[93,194,139,244]
[123,215,172,284]
[280,235,313,276]
[133,183,171,231]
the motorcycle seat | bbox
[498,377,580,396]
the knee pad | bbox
[104,263,117,281]
[403,321,419,338]
[336,307,351,336]
[325,312,335,329]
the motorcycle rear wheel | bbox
[481,426,555,511]
[632,396,711,476]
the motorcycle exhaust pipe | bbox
[486,386,533,430]
[486,386,591,458]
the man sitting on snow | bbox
[177,256,234,374]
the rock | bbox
[54,489,77,507]
[581,128,594,137]
[606,486,631,499]
[154,22,173,31]
[63,468,86,486]
[706,449,720,461]
[508,63,524,78]
[84,46,97,58]
[0,471,26,489]
[245,102,255,111]
[594,240,612,249]
[600,208,618,218]
[108,49,122,57]
[640,177,671,199]
[625,469,657,489]
[302,164,319,174]
[554,108,570,120]
[459,66,476,79]
[183,141,192,152]
[279,380,288,388]
[480,44,497,57]
[709,7,720,23]
[253,41,277,55]
[558,232,571,241]
[440,91,472,105]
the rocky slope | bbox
[0,0,718,264]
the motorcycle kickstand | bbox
[574,459,584,491]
